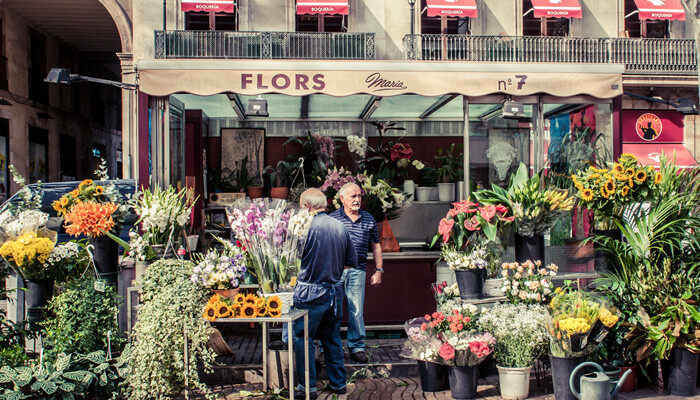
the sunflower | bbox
[234,293,246,304]
[655,171,663,185]
[244,293,258,304]
[255,298,266,308]
[625,168,634,176]
[621,186,630,197]
[612,163,624,174]
[70,189,80,199]
[268,309,282,318]
[620,153,637,162]
[587,173,601,181]
[575,182,583,192]
[581,188,594,202]
[215,303,231,318]
[78,179,93,189]
[256,305,269,317]
[614,173,628,182]
[628,177,634,189]
[203,304,217,322]
[600,186,610,199]
[266,296,282,313]
[231,304,242,317]
[208,294,221,305]
[635,170,647,183]
[94,186,104,195]
[241,304,257,318]
[604,180,615,193]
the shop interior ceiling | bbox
[173,93,568,123]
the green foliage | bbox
[0,349,129,400]
[42,277,123,360]
[0,317,32,367]
[124,259,214,400]
[433,144,464,183]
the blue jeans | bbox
[293,292,346,392]
[341,268,366,354]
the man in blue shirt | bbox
[329,182,384,364]
[292,188,358,399]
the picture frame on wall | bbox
[220,128,265,187]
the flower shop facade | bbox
[135,59,625,324]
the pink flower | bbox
[464,217,481,231]
[438,218,455,243]
[478,205,496,222]
[439,342,455,361]
[519,291,528,300]
[468,341,492,358]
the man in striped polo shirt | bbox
[329,182,384,364]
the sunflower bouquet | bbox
[203,293,284,321]
[571,153,660,228]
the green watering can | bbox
[569,362,632,400]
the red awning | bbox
[623,143,697,168]
[181,0,235,12]
[632,0,685,20]
[426,0,478,18]
[297,0,349,15]
[531,0,582,19]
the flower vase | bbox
[379,219,400,253]
[25,278,54,324]
[91,236,119,285]
[448,365,478,400]
[415,186,432,202]
[497,366,531,400]
[455,269,483,300]
[214,288,240,301]
[417,360,449,392]
[514,233,545,264]
[550,355,584,400]
[438,182,456,202]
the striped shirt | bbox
[329,208,379,271]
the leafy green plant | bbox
[124,259,214,400]
[433,144,463,183]
[0,316,32,367]
[42,277,123,360]
[0,349,129,400]
[233,156,259,189]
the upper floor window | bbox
[420,0,471,34]
[28,30,48,103]
[0,18,7,91]
[295,0,349,32]
[523,0,569,36]
[182,0,237,31]
[624,0,669,38]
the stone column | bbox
[117,53,137,180]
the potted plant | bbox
[269,160,301,200]
[475,163,574,263]
[404,318,449,392]
[442,246,488,300]
[480,303,549,400]
[190,247,247,300]
[420,303,495,400]
[227,199,315,313]
[416,165,438,202]
[433,144,464,202]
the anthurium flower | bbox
[478,205,497,222]
[464,216,481,231]
[438,218,455,243]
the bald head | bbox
[300,188,327,211]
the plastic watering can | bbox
[569,362,632,400]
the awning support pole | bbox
[462,96,470,200]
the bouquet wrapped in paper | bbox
[402,317,444,363]
[227,199,314,293]
[0,208,57,280]
[547,287,621,357]
[432,281,460,307]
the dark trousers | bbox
[293,292,346,392]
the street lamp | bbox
[407,0,416,35]
[44,68,137,90]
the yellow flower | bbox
[266,296,282,313]
[635,170,647,184]
[614,173,628,182]
[581,188,594,202]
[94,186,104,195]
[558,317,591,335]
[575,182,583,192]
[587,173,601,181]
[78,179,93,190]
[655,172,662,185]
[599,308,619,328]
[203,304,217,322]
[621,186,629,197]
[604,180,615,193]
[600,186,610,199]
[628,177,634,189]
[612,163,624,174]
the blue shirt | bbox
[294,212,358,305]
[329,208,379,271]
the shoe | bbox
[327,386,347,395]
[268,340,287,350]
[349,351,369,363]
[294,390,318,399]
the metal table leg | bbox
[262,322,268,393]
[288,321,294,400]
[304,314,309,400]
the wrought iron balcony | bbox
[155,30,375,60]
[403,34,697,75]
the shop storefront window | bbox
[59,133,77,181]
[185,11,237,31]
[28,126,48,183]
[169,104,185,189]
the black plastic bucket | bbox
[417,360,449,392]
[514,234,545,264]
[448,365,478,400]
[662,348,698,396]
[25,278,54,323]
[455,269,483,300]
[550,355,584,400]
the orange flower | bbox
[70,189,80,199]
[79,179,93,190]
[64,201,118,237]
[94,186,104,195]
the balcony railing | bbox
[155,31,375,60]
[403,35,697,75]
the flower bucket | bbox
[25,278,54,323]
[214,288,240,301]
[134,261,149,282]
[662,348,698,396]
[415,186,433,202]
[438,183,456,202]
[417,360,449,392]
[514,233,545,264]
[550,355,584,400]
[592,228,621,274]
[270,187,289,199]
[455,269,483,300]
[151,244,175,259]
[91,236,119,285]
[265,292,293,315]
[448,365,478,400]
[247,186,264,199]
[497,366,531,400]
[483,278,503,297]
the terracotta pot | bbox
[214,288,239,301]
[270,187,289,199]
[619,365,638,392]
[247,186,264,199]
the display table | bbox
[214,309,311,400]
